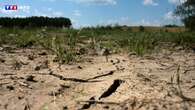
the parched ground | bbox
[0,46,195,110]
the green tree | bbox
[175,0,195,31]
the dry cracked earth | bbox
[0,46,195,110]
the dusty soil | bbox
[0,46,195,110]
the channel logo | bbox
[5,5,18,10]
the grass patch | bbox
[0,27,194,63]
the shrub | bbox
[139,26,145,32]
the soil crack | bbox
[87,70,115,81]
[99,79,124,100]
[49,71,100,83]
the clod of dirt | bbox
[63,106,68,110]
[12,60,22,70]
[122,59,126,62]
[115,65,125,71]
[6,85,14,91]
[99,79,124,100]
[26,75,37,82]
[19,60,29,65]
[53,57,59,62]
[34,61,48,71]
[103,105,109,109]
[111,58,120,65]
[34,66,40,71]
[24,104,30,110]
[28,54,34,60]
[18,96,24,100]
[77,48,87,55]
[0,47,3,51]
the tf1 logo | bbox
[5,5,18,10]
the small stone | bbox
[0,58,5,63]
[26,75,37,82]
[122,59,126,62]
[0,47,3,51]
[103,106,109,109]
[175,46,183,50]
[38,51,47,56]
[18,96,24,100]
[77,66,82,69]
[35,66,40,71]
[124,107,128,110]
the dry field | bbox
[0,44,195,110]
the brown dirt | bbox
[0,47,195,110]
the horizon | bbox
[0,0,184,28]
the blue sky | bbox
[0,0,184,28]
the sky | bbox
[0,0,185,28]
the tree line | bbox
[0,16,72,28]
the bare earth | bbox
[0,46,195,110]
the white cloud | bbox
[52,11,64,17]
[143,0,158,6]
[100,18,161,26]
[99,17,131,26]
[168,0,186,5]
[34,9,47,16]
[43,0,117,5]
[163,11,182,25]
[18,5,31,13]
[33,8,64,17]
[45,8,64,17]
[0,8,15,15]
[73,10,81,17]
[71,18,81,28]
[13,15,27,18]
[164,11,179,20]
[139,19,160,26]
